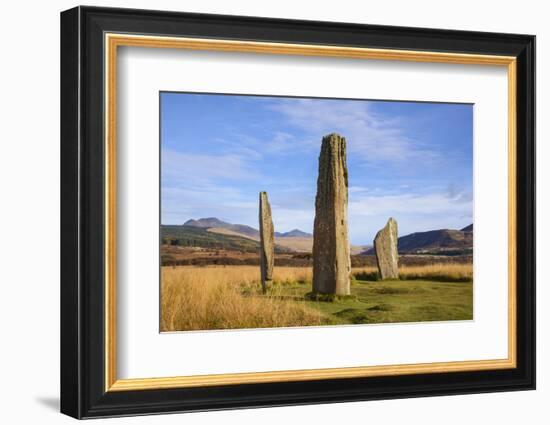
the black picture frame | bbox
[61,5,535,419]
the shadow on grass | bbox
[304,292,358,302]
[399,274,472,283]
[351,271,472,283]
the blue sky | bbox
[161,92,473,245]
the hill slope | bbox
[363,224,473,256]
[461,224,473,232]
[162,225,260,252]
[184,217,260,239]
[162,225,294,253]
[184,217,312,246]
[398,228,472,254]
[206,226,314,253]
[182,217,370,254]
[207,227,258,240]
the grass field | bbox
[160,264,473,332]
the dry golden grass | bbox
[161,263,472,331]
[352,263,472,282]
[161,266,321,332]
[398,263,472,281]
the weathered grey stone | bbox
[374,218,399,280]
[312,133,351,295]
[259,191,274,293]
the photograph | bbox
[159,92,474,332]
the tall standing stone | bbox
[373,218,399,280]
[259,191,274,293]
[312,133,351,295]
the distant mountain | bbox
[181,217,316,252]
[180,217,373,254]
[398,228,472,254]
[184,217,314,241]
[275,229,312,238]
[461,224,473,232]
[363,224,473,256]
[184,217,227,228]
[162,225,293,254]
[184,217,260,239]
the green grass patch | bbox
[249,278,473,325]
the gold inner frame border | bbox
[104,33,517,392]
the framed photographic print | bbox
[60,6,536,419]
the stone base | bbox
[261,279,273,293]
[305,291,357,303]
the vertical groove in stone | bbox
[312,133,351,295]
[259,191,274,293]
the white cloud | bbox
[162,149,260,183]
[349,191,472,217]
[162,185,258,226]
[348,190,473,244]
[349,186,370,194]
[266,98,440,165]
[235,131,318,156]
[269,189,472,244]
[270,207,314,234]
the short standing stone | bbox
[374,218,399,280]
[259,191,274,293]
[312,133,351,295]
